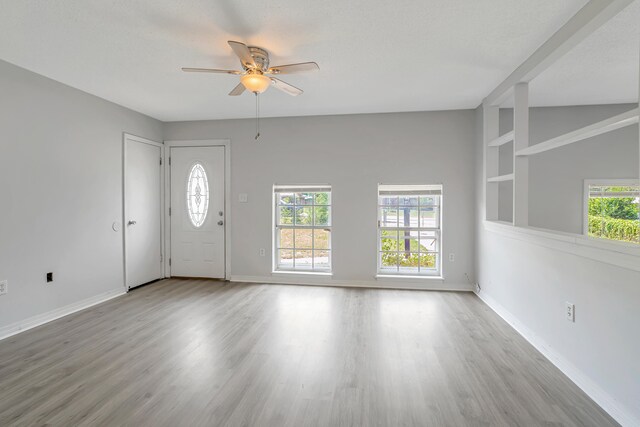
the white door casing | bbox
[124,135,163,289]
[170,146,225,278]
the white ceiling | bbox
[528,0,639,108]
[1,0,636,121]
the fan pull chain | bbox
[255,92,261,140]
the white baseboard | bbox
[230,275,474,292]
[0,288,126,342]
[476,290,638,427]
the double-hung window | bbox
[584,180,639,244]
[377,184,442,276]
[273,185,332,272]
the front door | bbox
[124,137,163,289]
[170,146,225,278]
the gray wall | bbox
[476,105,640,424]
[528,104,638,234]
[0,59,163,331]
[497,105,639,233]
[164,111,476,288]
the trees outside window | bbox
[586,182,639,244]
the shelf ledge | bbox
[483,220,640,273]
[516,107,639,157]
[488,130,515,147]
[487,173,514,183]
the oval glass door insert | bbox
[186,163,209,227]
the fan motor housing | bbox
[247,46,269,72]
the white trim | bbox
[487,130,514,147]
[484,105,500,221]
[164,139,232,147]
[475,290,639,427]
[375,274,444,281]
[512,83,529,227]
[272,270,333,276]
[230,275,472,291]
[379,183,443,194]
[123,133,165,291]
[484,220,640,272]
[0,289,125,342]
[163,139,232,280]
[487,173,514,183]
[516,108,639,157]
[274,184,332,192]
[483,0,635,106]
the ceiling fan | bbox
[182,41,319,97]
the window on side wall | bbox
[377,184,442,277]
[584,180,640,244]
[273,185,332,273]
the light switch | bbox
[238,193,248,203]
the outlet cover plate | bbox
[0,280,7,295]
[566,302,575,322]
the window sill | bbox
[484,220,640,272]
[272,270,333,276]
[376,274,444,281]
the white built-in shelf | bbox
[487,173,514,183]
[488,130,515,147]
[516,107,639,157]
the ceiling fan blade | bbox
[270,77,303,96]
[267,62,319,75]
[228,41,256,68]
[182,67,241,74]
[229,83,246,96]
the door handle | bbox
[217,220,224,226]
[128,220,137,225]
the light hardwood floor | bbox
[0,279,618,426]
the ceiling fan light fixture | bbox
[240,73,271,93]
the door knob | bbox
[217,220,224,226]
[128,220,137,225]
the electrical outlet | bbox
[566,302,575,322]
[0,280,7,296]
[448,253,455,262]
[238,193,248,203]
[259,248,266,257]
[46,272,53,283]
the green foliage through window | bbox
[587,185,639,244]
[588,216,639,243]
[380,231,436,268]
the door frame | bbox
[122,133,166,291]
[164,139,231,280]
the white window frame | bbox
[377,184,443,277]
[273,185,332,274]
[583,178,640,244]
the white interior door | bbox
[170,146,225,278]
[125,138,163,289]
